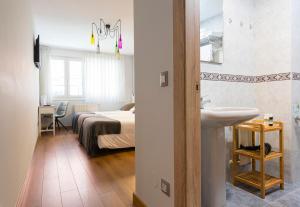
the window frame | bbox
[50,56,85,101]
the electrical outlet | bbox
[161,179,170,197]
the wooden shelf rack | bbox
[232,120,284,198]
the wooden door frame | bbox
[174,0,201,206]
[132,0,200,206]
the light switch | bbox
[160,71,168,87]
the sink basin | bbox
[201,107,259,207]
[201,107,260,127]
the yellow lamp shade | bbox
[116,49,121,59]
[90,34,95,45]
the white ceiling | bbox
[32,0,134,55]
[32,0,221,54]
[200,0,223,22]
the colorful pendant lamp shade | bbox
[116,51,121,59]
[115,40,120,59]
[118,35,123,49]
[91,33,95,45]
[90,19,123,56]
[115,40,118,53]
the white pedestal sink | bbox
[201,107,259,207]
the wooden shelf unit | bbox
[235,171,282,190]
[232,120,284,198]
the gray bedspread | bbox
[72,112,95,133]
[79,115,121,155]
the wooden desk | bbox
[39,105,56,136]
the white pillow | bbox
[130,106,135,113]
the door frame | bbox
[173,0,201,206]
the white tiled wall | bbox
[290,0,300,182]
[254,0,292,75]
[201,0,255,75]
[202,0,300,182]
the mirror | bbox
[200,0,224,64]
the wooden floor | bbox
[19,130,135,207]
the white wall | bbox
[39,47,135,126]
[202,0,255,75]
[291,0,300,76]
[134,0,174,206]
[201,0,257,181]
[201,0,256,106]
[252,0,294,181]
[254,0,292,75]
[290,0,300,182]
[0,0,39,206]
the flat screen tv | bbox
[34,35,40,68]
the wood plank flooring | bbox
[19,130,135,207]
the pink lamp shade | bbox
[118,35,123,49]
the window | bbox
[50,58,83,99]
[46,53,127,104]
[50,59,65,97]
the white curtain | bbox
[40,48,128,107]
[84,53,126,107]
[39,46,54,103]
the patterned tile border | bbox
[256,73,291,82]
[200,72,300,83]
[292,72,300,80]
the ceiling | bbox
[32,0,134,54]
[32,0,221,54]
[200,0,223,22]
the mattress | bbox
[95,111,135,149]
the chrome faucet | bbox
[201,96,211,109]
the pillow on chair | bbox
[120,103,135,111]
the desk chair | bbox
[55,101,69,130]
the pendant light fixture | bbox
[90,19,123,56]
[96,39,100,54]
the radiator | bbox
[73,104,98,112]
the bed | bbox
[95,111,135,149]
[72,109,135,155]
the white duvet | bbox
[95,111,135,149]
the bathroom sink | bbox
[201,107,260,127]
[201,107,259,207]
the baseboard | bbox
[16,167,32,207]
[16,135,39,207]
[133,193,147,207]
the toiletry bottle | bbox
[264,114,269,125]
[269,115,274,126]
